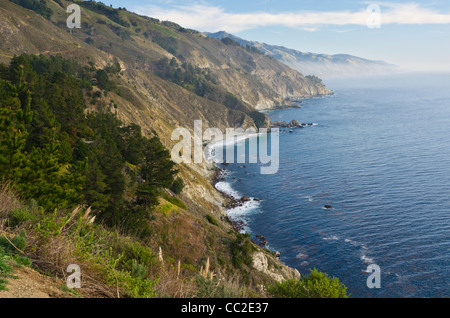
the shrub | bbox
[127,277,158,298]
[170,177,184,195]
[131,259,147,279]
[151,32,178,55]
[267,268,349,298]
[0,247,14,291]
[266,277,304,298]
[160,192,186,210]
[95,69,114,92]
[206,214,219,226]
[196,275,240,298]
[231,233,254,269]
[0,229,27,253]
[301,268,349,298]
[10,0,53,19]
[8,208,32,227]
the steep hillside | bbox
[206,31,400,79]
[58,1,331,109]
[0,0,333,215]
[0,0,334,297]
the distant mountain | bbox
[205,31,400,79]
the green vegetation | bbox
[0,229,27,253]
[9,0,53,19]
[221,37,264,55]
[231,233,255,269]
[2,202,161,297]
[160,192,186,210]
[205,214,219,226]
[305,75,324,85]
[0,54,182,234]
[79,1,130,28]
[267,268,349,298]
[94,69,114,93]
[170,177,184,195]
[150,30,178,55]
[0,247,15,290]
[0,229,31,291]
[195,275,240,298]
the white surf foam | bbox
[361,254,374,264]
[323,235,339,241]
[215,181,241,200]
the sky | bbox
[99,0,450,71]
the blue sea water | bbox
[214,73,450,298]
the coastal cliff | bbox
[0,0,329,297]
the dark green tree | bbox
[0,78,82,211]
[0,79,32,181]
[95,69,113,93]
[81,157,110,213]
[135,137,177,207]
[170,177,184,195]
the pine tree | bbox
[136,136,177,207]
[82,157,110,213]
[0,78,32,182]
[18,129,83,210]
[140,136,177,189]
[0,72,83,211]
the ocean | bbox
[213,73,450,298]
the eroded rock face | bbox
[252,251,301,282]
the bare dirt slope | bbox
[0,265,71,298]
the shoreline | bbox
[258,93,335,113]
[208,136,269,247]
[211,166,248,233]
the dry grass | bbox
[155,265,197,298]
[151,247,197,298]
[200,257,215,281]
[20,205,117,298]
[0,181,22,221]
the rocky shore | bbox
[211,166,251,233]
[271,119,315,129]
[211,165,277,253]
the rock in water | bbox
[288,120,299,128]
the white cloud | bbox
[132,2,450,33]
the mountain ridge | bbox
[205,31,400,78]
